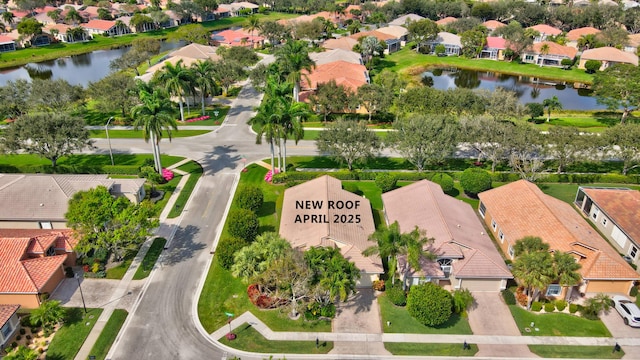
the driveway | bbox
[601,307,640,338]
[51,277,143,312]
[329,289,391,356]
[468,291,538,358]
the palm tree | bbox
[157,60,192,122]
[553,251,582,301]
[276,98,309,172]
[511,238,555,309]
[539,43,549,67]
[131,88,178,172]
[65,7,83,26]
[190,60,219,115]
[115,19,128,35]
[245,15,260,48]
[250,96,280,170]
[2,11,15,28]
[360,35,384,69]
[0,22,5,33]
[274,40,315,102]
[319,253,359,302]
[542,95,562,122]
[30,300,65,336]
[363,221,404,283]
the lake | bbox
[0,40,184,87]
[422,68,605,110]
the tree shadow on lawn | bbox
[162,224,205,266]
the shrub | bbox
[502,289,516,305]
[555,300,567,311]
[216,236,248,270]
[531,301,542,312]
[386,283,407,306]
[407,282,453,326]
[452,288,474,314]
[91,262,100,273]
[227,208,259,242]
[373,279,385,291]
[584,59,602,74]
[544,302,555,312]
[19,328,26,335]
[16,335,21,340]
[235,185,264,212]
[320,303,336,318]
[459,168,492,196]
[569,303,578,313]
[375,173,397,192]
[431,173,454,192]
[630,286,638,297]
[516,291,528,307]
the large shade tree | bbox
[592,64,640,124]
[316,119,381,170]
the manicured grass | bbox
[537,183,640,204]
[384,342,478,356]
[384,47,594,84]
[218,323,333,354]
[106,257,133,279]
[0,154,183,168]
[378,294,473,334]
[178,105,230,126]
[167,161,204,218]
[88,309,129,360]
[342,180,384,227]
[509,305,611,337]
[89,129,210,138]
[45,308,103,360]
[528,345,624,358]
[151,174,182,216]
[133,237,167,280]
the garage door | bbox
[459,279,502,292]
[587,280,632,294]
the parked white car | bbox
[612,295,640,327]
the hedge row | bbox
[272,170,640,185]
[0,164,141,175]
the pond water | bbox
[422,68,605,110]
[0,40,184,87]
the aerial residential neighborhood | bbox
[1,0,640,358]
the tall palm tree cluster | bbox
[250,40,315,173]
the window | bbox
[630,246,638,259]
[525,54,534,61]
[499,230,505,243]
[546,284,562,297]
[602,218,608,227]
[39,222,53,229]
[479,202,486,218]
[508,244,515,259]
[592,208,600,220]
[491,220,497,231]
[46,246,55,256]
[438,259,452,277]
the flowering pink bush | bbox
[264,168,279,182]
[182,115,210,123]
[162,168,174,182]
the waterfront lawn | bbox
[89,129,210,138]
[378,294,473,334]
[384,343,478,356]
[528,345,624,359]
[509,305,611,337]
[384,47,594,84]
[88,309,129,360]
[167,161,204,218]
[45,308,103,360]
[133,237,167,280]
[218,324,333,354]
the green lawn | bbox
[384,342,478,356]
[88,309,129,360]
[342,181,384,227]
[150,174,182,216]
[378,294,473,334]
[133,237,167,280]
[528,345,624,358]
[89,129,210,138]
[106,257,133,279]
[537,183,640,204]
[509,305,611,337]
[167,161,204,218]
[0,154,183,168]
[218,323,333,354]
[45,308,103,360]
[384,47,594,84]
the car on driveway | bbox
[612,295,640,327]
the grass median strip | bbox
[46,308,103,359]
[167,161,203,218]
[133,237,167,280]
[218,323,333,354]
[88,309,129,360]
[90,129,210,139]
[528,345,624,358]
[384,342,478,356]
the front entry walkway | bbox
[329,289,391,356]
[468,292,538,358]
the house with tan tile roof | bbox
[81,19,130,36]
[218,1,258,17]
[625,33,640,53]
[425,32,462,55]
[436,16,457,26]
[349,29,401,53]
[299,60,369,101]
[576,187,640,270]
[322,36,359,52]
[527,24,562,43]
[566,26,601,49]
[521,41,577,67]
[578,47,639,70]
[0,174,145,229]
[478,180,639,296]
[0,304,20,348]
[375,25,409,43]
[389,13,424,27]
[309,48,362,66]
[382,180,512,291]
[0,230,77,308]
[279,176,383,287]
[137,43,222,82]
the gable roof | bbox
[389,13,425,27]
[430,32,462,47]
[279,176,382,273]
[0,305,20,326]
[526,41,577,58]
[309,48,362,65]
[478,180,639,281]
[300,60,368,92]
[486,36,506,49]
[212,28,264,47]
[322,36,359,51]
[527,24,562,35]
[581,187,640,243]
[382,180,512,279]
[482,20,506,31]
[566,26,601,41]
[82,19,116,31]
[436,16,457,26]
[581,47,639,65]
[376,25,408,39]
[349,29,396,42]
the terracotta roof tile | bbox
[581,47,639,65]
[349,30,396,42]
[486,36,507,49]
[482,20,506,31]
[582,188,640,244]
[0,305,20,326]
[527,24,562,35]
[21,255,66,290]
[0,35,15,44]
[436,16,457,26]
[478,180,638,281]
[82,19,116,31]
[527,41,577,58]
[300,60,368,92]
[566,26,601,41]
[323,37,359,51]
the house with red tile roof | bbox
[44,23,90,43]
[211,28,264,48]
[0,35,16,52]
[436,16,457,26]
[579,47,639,70]
[482,20,505,33]
[566,26,601,49]
[527,24,562,42]
[0,229,77,308]
[279,176,383,287]
[382,180,512,291]
[480,36,507,60]
[575,187,640,270]
[521,41,577,67]
[478,180,639,297]
[81,19,130,36]
[298,60,369,102]
[0,304,20,348]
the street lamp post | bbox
[105,116,114,166]
[75,273,87,314]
